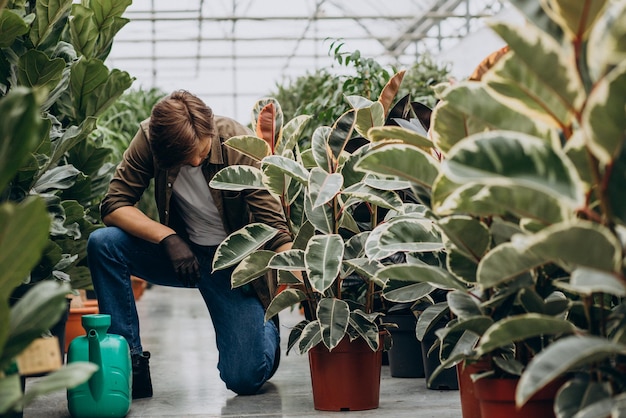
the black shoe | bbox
[268,316,281,380]
[132,351,153,399]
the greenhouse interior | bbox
[2,0,625,417]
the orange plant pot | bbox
[474,377,561,418]
[308,336,383,411]
[64,305,99,353]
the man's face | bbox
[185,136,212,167]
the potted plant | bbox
[209,70,420,410]
[357,0,626,416]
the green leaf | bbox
[0,373,22,415]
[310,126,332,172]
[554,378,611,418]
[3,281,71,369]
[476,314,576,357]
[32,164,81,194]
[564,267,626,297]
[213,223,278,271]
[365,218,444,260]
[349,310,380,351]
[21,362,98,408]
[367,125,433,150]
[447,290,483,321]
[46,118,98,172]
[355,101,385,139]
[487,21,585,125]
[383,279,434,303]
[439,317,493,361]
[0,88,43,191]
[303,192,333,234]
[298,320,323,354]
[543,0,608,41]
[69,4,97,58]
[377,264,468,292]
[356,144,439,189]
[477,243,546,289]
[317,298,350,351]
[342,183,403,211]
[305,234,344,294]
[30,0,73,47]
[327,110,356,164]
[430,98,476,155]
[262,155,309,184]
[517,336,626,407]
[209,165,265,191]
[230,250,274,288]
[224,135,271,161]
[276,115,311,156]
[268,249,305,271]
[0,9,29,48]
[583,62,626,167]
[265,288,306,321]
[438,216,490,264]
[587,1,626,80]
[416,302,449,341]
[0,198,50,297]
[308,168,342,209]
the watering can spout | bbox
[87,329,105,402]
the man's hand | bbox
[160,234,200,287]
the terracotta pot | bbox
[64,305,99,353]
[474,376,561,418]
[308,335,383,411]
[457,359,491,418]
[131,276,148,300]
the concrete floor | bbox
[24,285,462,417]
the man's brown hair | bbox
[149,90,215,169]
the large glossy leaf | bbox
[17,49,65,95]
[342,183,403,211]
[416,302,449,341]
[587,1,626,81]
[0,88,43,191]
[343,258,385,287]
[477,243,547,289]
[69,4,98,58]
[305,234,344,294]
[212,223,278,271]
[367,125,433,150]
[45,117,97,173]
[32,164,81,194]
[265,288,306,321]
[355,101,384,139]
[310,126,332,172]
[437,216,490,263]
[268,249,305,271]
[327,110,356,165]
[276,115,311,156]
[2,281,71,369]
[447,290,483,321]
[30,0,73,47]
[565,267,626,297]
[262,155,308,184]
[308,167,342,209]
[377,264,468,293]
[430,98,482,155]
[298,320,323,354]
[543,0,608,41]
[476,314,576,357]
[510,220,622,273]
[487,22,585,125]
[382,279,434,303]
[517,336,626,407]
[378,70,405,115]
[303,192,333,234]
[441,82,559,143]
[439,317,493,361]
[317,298,350,351]
[356,144,439,189]
[230,250,274,288]
[209,165,265,191]
[349,310,380,351]
[224,135,271,161]
[0,8,29,48]
[365,218,443,260]
[0,373,22,415]
[21,362,98,409]
[0,198,50,296]
[555,379,612,418]
[508,0,564,43]
[584,62,626,168]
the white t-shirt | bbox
[172,165,228,246]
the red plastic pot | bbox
[474,376,561,418]
[457,359,491,418]
[308,335,383,411]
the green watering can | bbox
[67,314,132,418]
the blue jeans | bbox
[87,226,279,395]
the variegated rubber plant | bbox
[356,0,626,415]
[209,71,430,354]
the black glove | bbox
[160,234,200,287]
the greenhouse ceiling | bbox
[105,0,508,120]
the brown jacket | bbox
[100,116,292,308]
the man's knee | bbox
[87,226,124,255]
[221,368,266,395]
